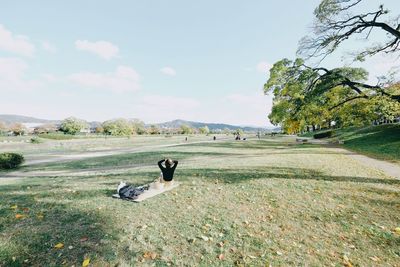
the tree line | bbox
[0,117,220,136]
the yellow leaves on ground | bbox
[394,227,400,235]
[54,243,64,249]
[218,254,224,260]
[82,258,90,267]
[15,214,25,219]
[143,251,157,260]
[10,205,18,210]
[343,255,353,267]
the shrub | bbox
[38,133,75,140]
[0,153,25,169]
[30,137,42,144]
[313,130,333,139]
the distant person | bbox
[213,136,216,141]
[185,137,188,141]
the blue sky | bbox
[0,0,399,126]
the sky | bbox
[0,0,399,127]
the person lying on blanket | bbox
[117,158,179,199]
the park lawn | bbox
[0,136,399,266]
[300,124,400,163]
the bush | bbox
[0,153,25,169]
[30,137,42,144]
[313,130,333,139]
[38,133,76,140]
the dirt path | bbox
[346,153,400,179]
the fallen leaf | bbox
[82,258,90,267]
[23,208,29,212]
[37,214,44,220]
[343,255,353,267]
[80,237,88,242]
[68,246,74,250]
[369,256,380,262]
[394,227,400,235]
[54,243,64,249]
[10,205,18,210]
[15,214,25,219]
[218,254,224,260]
[143,251,157,260]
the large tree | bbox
[60,117,88,135]
[102,119,133,136]
[298,0,400,61]
[264,58,400,132]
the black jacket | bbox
[158,159,178,181]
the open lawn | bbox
[0,135,399,266]
[301,124,400,163]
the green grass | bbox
[1,136,399,266]
[338,124,400,162]
[300,124,400,162]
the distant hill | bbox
[0,114,58,124]
[154,119,265,132]
[0,114,269,132]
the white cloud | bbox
[0,24,35,57]
[41,73,58,82]
[256,61,273,73]
[69,65,140,92]
[0,57,41,91]
[160,67,177,76]
[75,40,119,60]
[41,40,56,53]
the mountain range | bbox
[0,114,277,132]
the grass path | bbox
[1,135,399,266]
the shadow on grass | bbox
[180,140,312,150]
[171,167,400,185]
[22,150,237,172]
[0,184,118,266]
[86,166,400,186]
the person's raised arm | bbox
[172,160,178,169]
[158,159,165,169]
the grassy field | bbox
[0,135,399,266]
[301,124,400,163]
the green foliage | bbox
[0,121,7,134]
[102,119,133,136]
[38,133,76,140]
[130,119,146,135]
[264,58,400,133]
[234,128,244,136]
[198,126,210,134]
[30,137,42,144]
[60,117,88,135]
[179,124,193,134]
[0,152,25,169]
